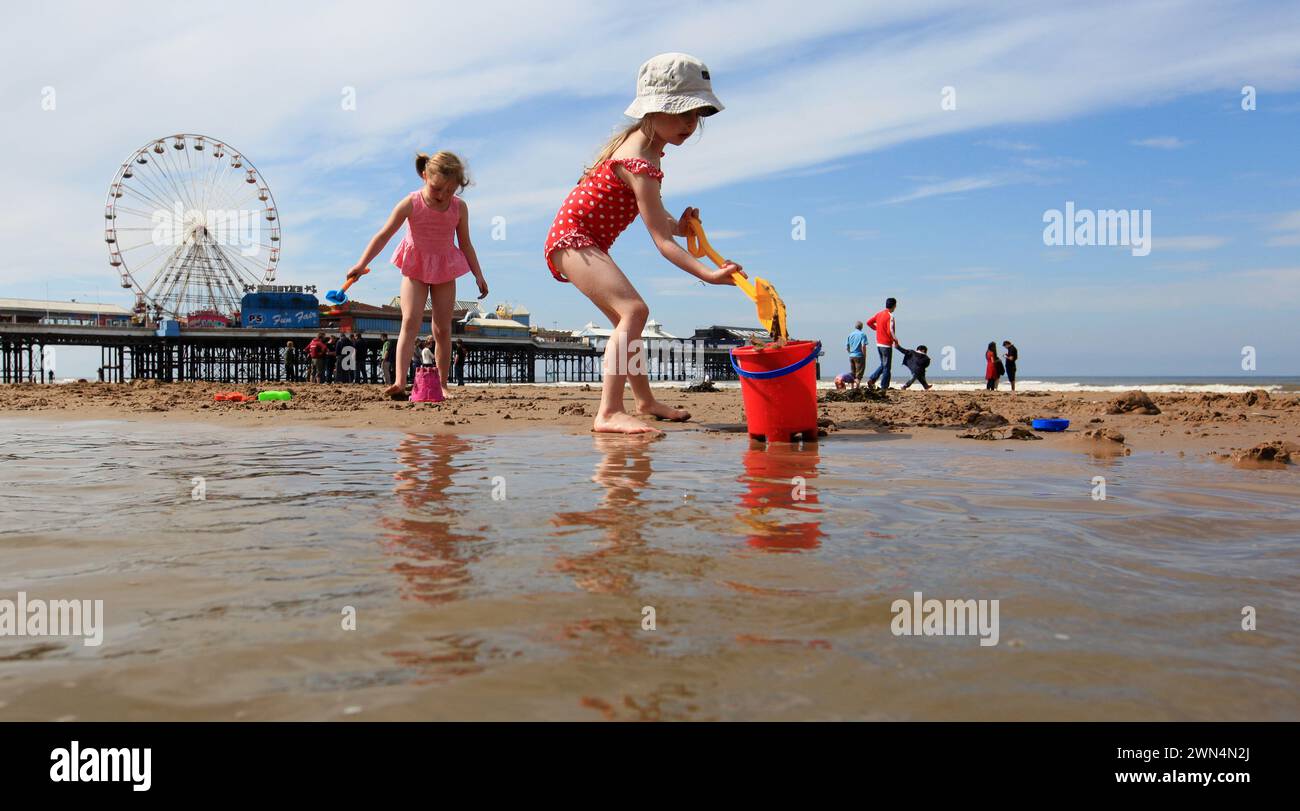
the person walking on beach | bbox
[306,332,327,383]
[1002,340,1018,391]
[345,151,490,399]
[283,340,298,382]
[845,321,868,389]
[452,338,467,386]
[985,341,1003,390]
[379,333,395,386]
[866,298,899,390]
[544,53,743,435]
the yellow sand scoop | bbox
[684,217,789,343]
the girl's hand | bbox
[676,207,700,237]
[703,261,745,285]
[346,265,368,283]
[475,274,489,300]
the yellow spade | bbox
[684,217,789,343]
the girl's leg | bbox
[390,276,431,394]
[551,247,662,435]
[429,280,457,389]
[585,297,688,421]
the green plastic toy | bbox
[257,390,292,402]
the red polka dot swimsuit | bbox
[543,157,663,282]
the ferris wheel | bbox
[104,134,281,321]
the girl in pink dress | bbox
[347,151,489,397]
[544,53,744,435]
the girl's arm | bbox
[618,167,744,285]
[455,200,490,300]
[347,197,413,281]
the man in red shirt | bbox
[306,332,327,384]
[865,297,899,390]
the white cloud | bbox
[1131,136,1191,149]
[1020,156,1086,170]
[978,139,1038,151]
[1273,210,1300,231]
[1153,235,1229,251]
[929,266,1010,282]
[881,174,1022,205]
[1264,209,1300,246]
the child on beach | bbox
[543,53,745,435]
[899,345,932,390]
[346,151,489,398]
[834,371,856,390]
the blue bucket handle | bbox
[729,341,822,380]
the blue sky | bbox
[3,0,1299,377]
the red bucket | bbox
[730,341,821,443]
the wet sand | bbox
[1,381,1297,462]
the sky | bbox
[2,0,1299,378]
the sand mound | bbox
[1231,440,1298,464]
[821,387,888,403]
[683,380,717,393]
[1083,427,1126,444]
[1107,391,1161,415]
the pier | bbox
[0,323,742,385]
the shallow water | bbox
[1,419,1296,720]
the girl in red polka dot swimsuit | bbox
[545,53,746,435]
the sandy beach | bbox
[3,381,1297,463]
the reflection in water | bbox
[381,433,485,679]
[551,434,657,596]
[737,441,825,552]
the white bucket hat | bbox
[624,53,724,119]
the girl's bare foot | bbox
[593,411,663,435]
[638,400,691,422]
[383,383,406,399]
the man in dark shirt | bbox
[334,332,354,383]
[453,339,468,386]
[899,345,932,390]
[323,335,337,383]
[1002,341,1019,391]
[351,332,366,383]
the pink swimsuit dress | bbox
[391,191,472,285]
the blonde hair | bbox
[580,114,704,182]
[415,151,470,190]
